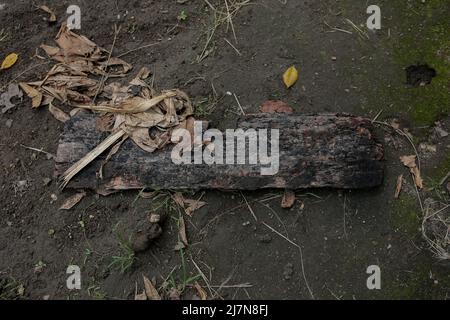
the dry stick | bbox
[20,144,54,158]
[224,0,237,43]
[262,222,314,299]
[93,24,121,103]
[233,93,245,115]
[240,192,258,221]
[223,38,242,55]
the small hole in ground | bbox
[406,64,436,86]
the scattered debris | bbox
[172,192,206,216]
[283,65,298,88]
[281,189,296,209]
[59,191,86,210]
[394,174,403,199]
[259,100,293,114]
[400,155,423,189]
[0,83,22,113]
[1,53,18,70]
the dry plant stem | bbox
[240,192,257,221]
[116,41,162,59]
[0,61,51,91]
[60,129,126,189]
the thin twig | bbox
[93,24,121,103]
[262,222,314,299]
[223,38,242,55]
[116,41,163,59]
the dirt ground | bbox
[0,0,449,300]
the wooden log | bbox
[55,112,384,192]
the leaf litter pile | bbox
[19,25,196,189]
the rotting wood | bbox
[55,112,384,193]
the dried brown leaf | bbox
[19,82,43,108]
[394,174,403,199]
[400,155,423,189]
[143,275,161,300]
[48,104,70,123]
[59,191,86,210]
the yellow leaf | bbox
[1,53,19,70]
[283,66,298,88]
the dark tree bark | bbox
[55,112,384,193]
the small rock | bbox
[50,193,57,203]
[43,178,51,186]
[258,234,272,243]
[435,126,448,138]
[446,182,450,194]
[5,119,12,128]
[149,213,160,223]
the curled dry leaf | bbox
[39,5,57,22]
[143,275,161,300]
[281,189,296,209]
[283,66,298,88]
[49,104,70,123]
[394,174,403,199]
[1,53,19,70]
[400,155,423,189]
[260,100,294,114]
[194,282,207,300]
[59,191,86,210]
[184,199,206,216]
